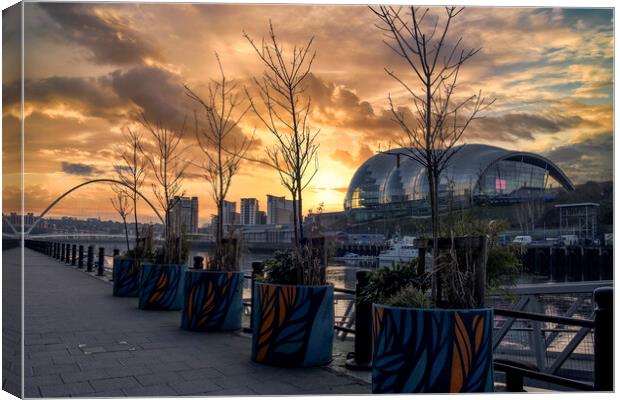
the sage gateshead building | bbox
[343,144,574,220]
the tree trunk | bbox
[291,189,299,247]
[133,189,140,260]
[428,168,441,304]
[123,217,130,253]
[297,185,304,243]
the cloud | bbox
[545,133,612,184]
[331,144,375,169]
[38,3,162,66]
[469,112,592,141]
[304,74,400,141]
[106,66,188,124]
[61,162,104,176]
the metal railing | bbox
[25,239,613,392]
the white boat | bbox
[333,252,376,267]
[378,236,419,267]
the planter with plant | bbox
[181,239,244,331]
[251,241,333,367]
[113,225,156,298]
[366,236,497,394]
[135,112,190,311]
[242,22,331,368]
[112,251,141,298]
[181,54,251,330]
[138,236,189,311]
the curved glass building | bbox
[344,144,573,217]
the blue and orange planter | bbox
[112,257,141,297]
[251,282,334,367]
[180,270,243,331]
[372,305,494,394]
[138,264,187,310]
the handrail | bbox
[494,360,594,391]
[494,308,595,328]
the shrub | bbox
[262,251,297,285]
[382,284,431,308]
[360,260,431,305]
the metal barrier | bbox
[23,239,614,391]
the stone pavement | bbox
[23,249,370,397]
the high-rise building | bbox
[222,200,238,225]
[266,195,295,225]
[169,196,199,234]
[240,198,260,225]
[25,212,35,225]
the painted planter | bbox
[181,270,243,331]
[251,282,334,367]
[112,257,141,297]
[372,305,494,394]
[138,264,187,310]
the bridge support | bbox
[71,245,77,266]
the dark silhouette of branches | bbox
[110,187,133,253]
[137,112,190,263]
[370,6,494,302]
[243,21,320,247]
[185,53,252,271]
[114,128,147,256]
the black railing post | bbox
[86,246,94,272]
[248,262,264,332]
[345,270,372,371]
[505,370,525,392]
[65,243,71,264]
[193,256,204,269]
[78,245,84,269]
[71,244,77,266]
[113,248,120,258]
[97,247,105,276]
[594,287,613,391]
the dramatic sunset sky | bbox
[2,4,613,225]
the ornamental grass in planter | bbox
[251,239,334,367]
[181,239,244,331]
[366,232,519,394]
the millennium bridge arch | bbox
[24,178,164,235]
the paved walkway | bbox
[23,249,369,397]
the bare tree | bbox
[114,128,147,256]
[110,187,133,252]
[185,53,252,271]
[138,113,190,263]
[371,6,494,302]
[244,21,320,247]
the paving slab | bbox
[23,249,370,397]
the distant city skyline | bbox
[3,5,613,225]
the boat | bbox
[378,236,419,267]
[333,252,377,268]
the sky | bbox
[2,4,614,225]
